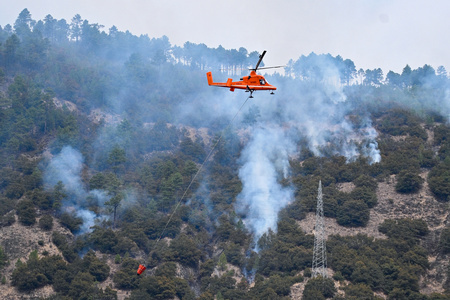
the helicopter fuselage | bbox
[206,71,276,92]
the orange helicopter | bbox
[206,50,280,98]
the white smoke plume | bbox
[319,117,381,164]
[360,121,382,164]
[44,146,84,199]
[43,146,110,234]
[445,89,450,123]
[231,62,381,242]
[235,124,295,242]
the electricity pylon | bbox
[312,180,327,278]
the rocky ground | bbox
[0,214,71,299]
[97,254,130,300]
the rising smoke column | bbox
[235,124,295,242]
[324,117,381,164]
[445,89,450,123]
[43,146,108,234]
[44,146,85,198]
[233,71,381,243]
[360,119,381,164]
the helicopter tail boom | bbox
[207,72,233,88]
[206,72,214,85]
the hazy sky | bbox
[2,0,450,74]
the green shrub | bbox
[11,255,66,292]
[52,231,67,248]
[337,200,370,227]
[439,227,450,254]
[0,68,4,83]
[343,283,379,300]
[379,218,429,246]
[353,174,378,191]
[350,187,378,208]
[38,215,53,231]
[0,196,15,217]
[90,227,119,254]
[302,277,336,300]
[395,170,424,193]
[428,161,450,201]
[115,254,121,264]
[83,251,110,282]
[0,211,16,227]
[0,247,7,269]
[16,199,36,226]
[67,272,97,299]
[434,124,450,146]
[113,258,141,290]
[166,234,202,268]
[59,212,83,233]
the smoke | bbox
[76,209,98,234]
[43,146,110,234]
[185,179,216,233]
[247,79,382,164]
[444,89,450,123]
[44,146,85,199]
[235,124,295,242]
[360,121,382,164]
[316,117,381,164]
[231,57,381,242]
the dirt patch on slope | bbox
[0,214,73,299]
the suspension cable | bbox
[147,95,252,263]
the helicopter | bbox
[206,50,280,98]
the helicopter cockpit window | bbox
[259,79,266,85]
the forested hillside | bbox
[0,9,449,300]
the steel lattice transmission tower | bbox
[312,180,327,278]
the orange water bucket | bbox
[137,264,146,275]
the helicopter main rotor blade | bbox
[252,65,286,70]
[253,50,267,71]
